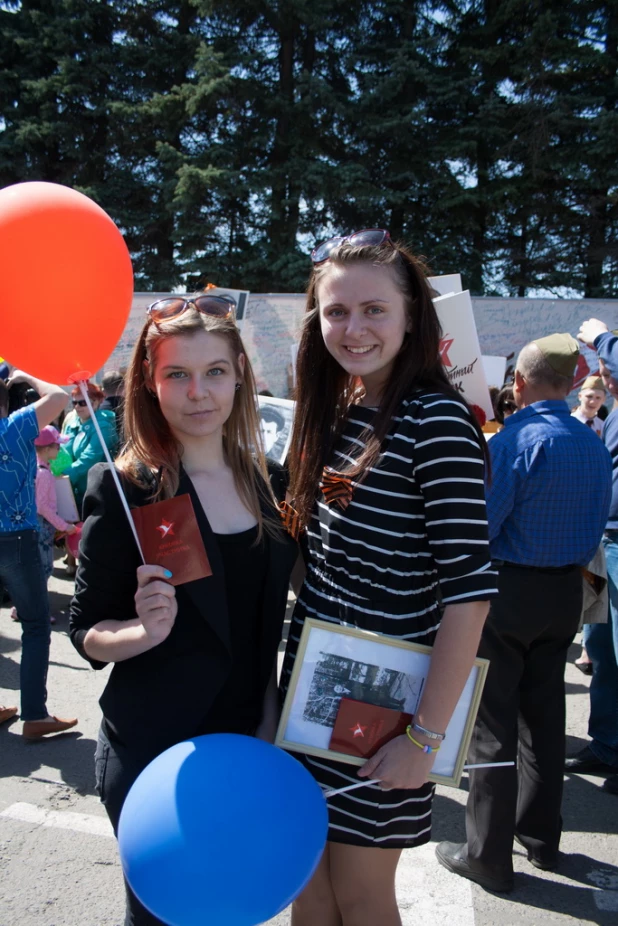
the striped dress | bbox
[280,390,498,848]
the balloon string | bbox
[78,380,145,563]
[323,779,380,798]
[323,762,515,799]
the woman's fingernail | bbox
[164,569,173,578]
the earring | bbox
[235,383,241,392]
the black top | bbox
[69,463,297,767]
[199,525,266,734]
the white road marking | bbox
[11,804,613,922]
[0,801,114,838]
[396,842,474,926]
[0,803,474,923]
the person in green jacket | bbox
[61,381,119,510]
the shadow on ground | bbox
[431,744,618,924]
[0,724,98,795]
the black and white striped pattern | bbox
[281,391,498,848]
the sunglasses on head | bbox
[147,294,237,325]
[311,228,393,264]
[72,399,88,407]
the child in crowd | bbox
[11,426,77,625]
[571,375,607,436]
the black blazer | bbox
[70,462,297,766]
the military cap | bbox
[580,375,605,392]
[531,333,579,377]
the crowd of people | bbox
[0,367,123,733]
[1,231,617,925]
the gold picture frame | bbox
[276,618,489,789]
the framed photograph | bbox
[257,395,294,466]
[276,618,489,788]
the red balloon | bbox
[0,181,133,384]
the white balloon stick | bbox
[323,762,515,799]
[323,780,380,798]
[78,380,145,563]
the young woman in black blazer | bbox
[70,296,297,926]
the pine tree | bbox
[0,0,116,197]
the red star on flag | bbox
[350,722,367,738]
[439,336,454,367]
[156,519,175,538]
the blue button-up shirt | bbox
[0,405,39,533]
[486,400,612,567]
[595,331,618,529]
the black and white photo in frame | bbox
[276,618,489,788]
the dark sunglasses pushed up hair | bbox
[311,228,393,264]
[147,293,237,325]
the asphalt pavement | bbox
[1,552,617,926]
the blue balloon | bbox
[118,734,328,926]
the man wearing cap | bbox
[567,318,618,797]
[0,370,78,738]
[437,333,612,892]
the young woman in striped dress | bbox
[281,230,498,925]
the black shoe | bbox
[565,745,612,774]
[602,774,618,795]
[435,841,514,893]
[514,835,558,871]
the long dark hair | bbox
[289,240,488,527]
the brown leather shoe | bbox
[0,706,18,725]
[22,716,78,739]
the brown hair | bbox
[116,308,278,539]
[289,240,488,526]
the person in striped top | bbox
[281,230,498,926]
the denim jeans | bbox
[37,515,56,582]
[0,530,50,720]
[583,533,618,768]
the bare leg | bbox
[291,844,342,926]
[330,842,403,926]
[575,644,592,667]
[65,547,76,576]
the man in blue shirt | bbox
[0,370,78,737]
[437,333,612,892]
[567,318,618,798]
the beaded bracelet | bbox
[405,725,440,754]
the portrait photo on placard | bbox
[257,395,294,466]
